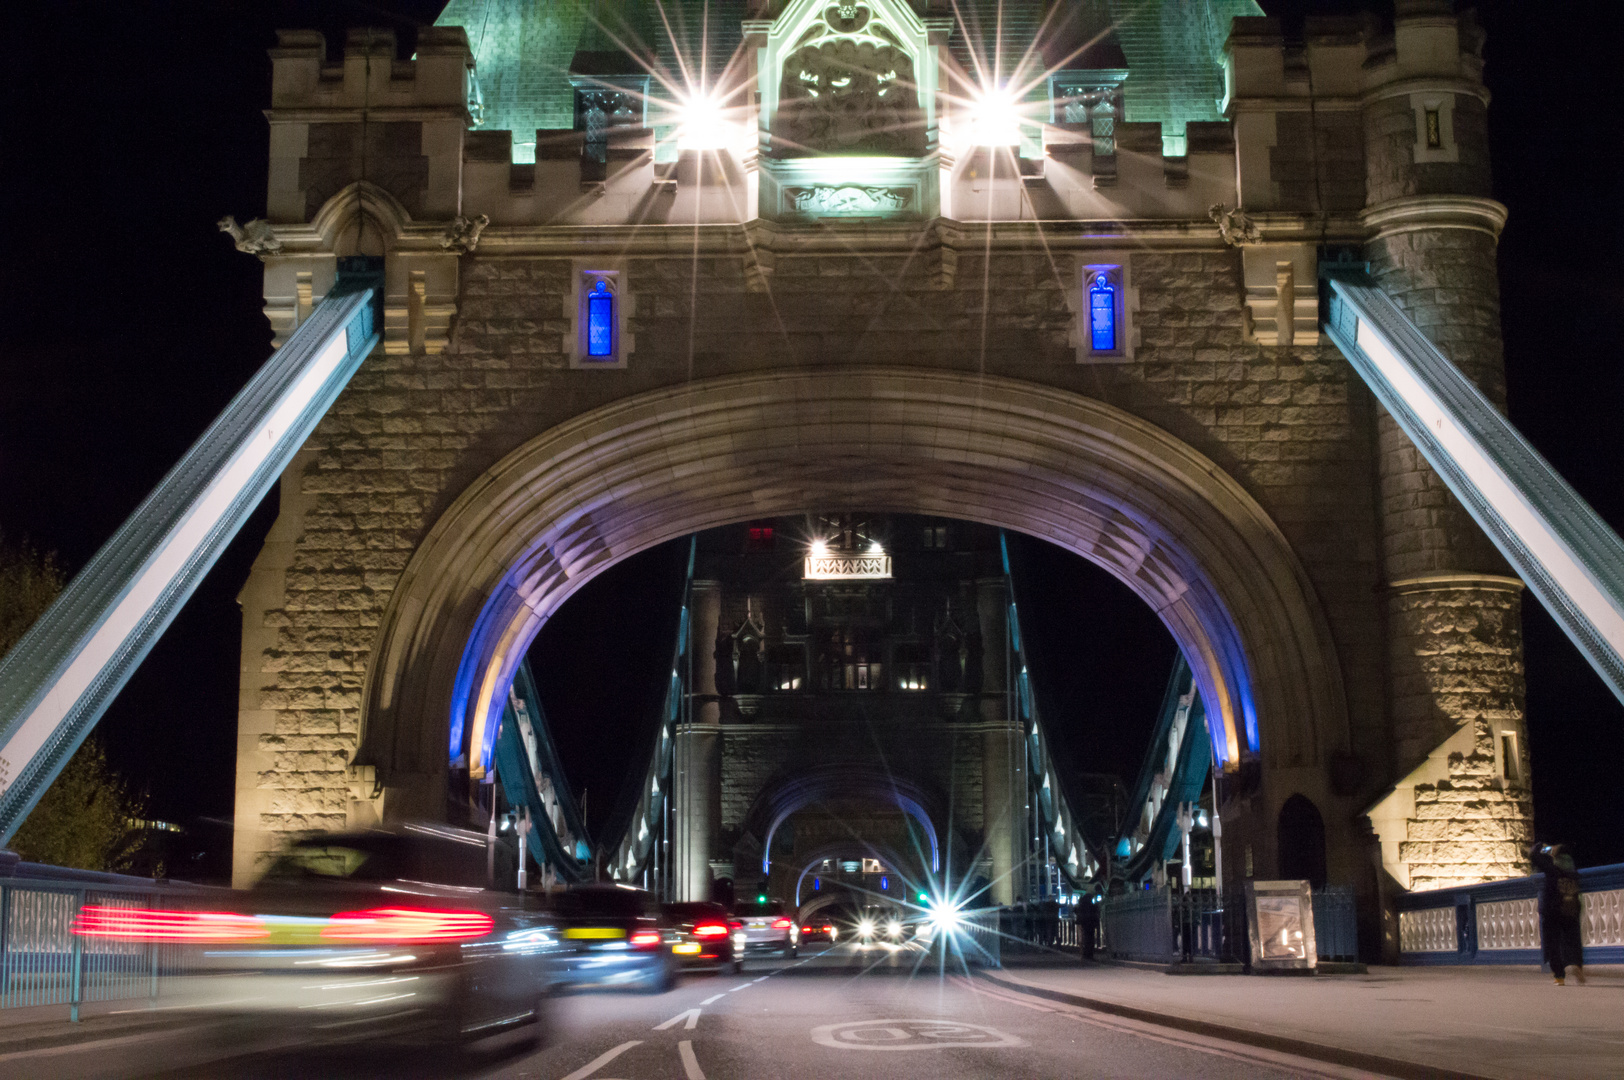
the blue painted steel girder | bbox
[1324,272,1624,705]
[0,282,380,842]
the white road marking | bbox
[654,1008,701,1031]
[559,1039,641,1080]
[752,975,769,983]
[728,983,750,992]
[811,1019,1025,1051]
[700,994,724,1005]
[678,1039,706,1080]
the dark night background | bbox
[0,1,1619,878]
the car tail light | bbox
[629,929,663,949]
[73,906,268,943]
[693,922,729,939]
[822,925,833,933]
[321,907,493,944]
[801,925,815,933]
[772,918,792,929]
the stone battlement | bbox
[268,28,473,115]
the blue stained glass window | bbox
[586,279,614,357]
[1089,273,1116,351]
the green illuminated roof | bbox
[435,0,1261,161]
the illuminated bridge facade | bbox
[218,1,1535,917]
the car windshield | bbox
[734,901,784,917]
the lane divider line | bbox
[752,976,769,983]
[559,1039,641,1080]
[728,983,750,992]
[654,1008,701,1031]
[700,994,724,1005]
[678,1039,706,1080]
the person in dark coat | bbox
[1530,843,1585,985]
[1078,889,1100,961]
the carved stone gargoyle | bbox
[217,215,283,256]
[440,213,490,254]
[1208,204,1261,247]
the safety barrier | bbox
[1102,885,1358,967]
[1396,862,1624,965]
[0,859,204,1019]
[1313,886,1359,963]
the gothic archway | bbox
[1278,793,1329,888]
[357,367,1350,817]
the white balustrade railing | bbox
[1476,898,1538,951]
[1398,906,1454,954]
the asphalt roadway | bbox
[0,944,1396,1080]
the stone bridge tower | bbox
[231,0,1531,930]
[674,516,1027,906]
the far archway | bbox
[1278,793,1328,888]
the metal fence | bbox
[1313,886,1358,962]
[1101,884,1359,967]
[0,860,202,1020]
[1396,861,1624,966]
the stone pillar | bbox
[1362,1,1531,888]
[673,581,723,901]
[976,578,1008,719]
[982,725,1022,906]
[977,577,1023,904]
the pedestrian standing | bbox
[1530,843,1585,985]
[1079,889,1100,961]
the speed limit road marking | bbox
[810,1019,1025,1051]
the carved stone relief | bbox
[788,185,910,214]
[775,4,924,156]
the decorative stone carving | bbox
[1208,203,1259,247]
[1241,244,1320,347]
[788,185,909,215]
[217,215,283,255]
[776,3,923,156]
[440,213,490,253]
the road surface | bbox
[0,944,1389,1080]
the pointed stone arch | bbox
[356,366,1350,824]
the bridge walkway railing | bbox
[0,857,209,1020]
[1396,863,1624,966]
[1099,885,1357,968]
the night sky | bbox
[1,1,1619,876]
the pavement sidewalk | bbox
[983,959,1624,1080]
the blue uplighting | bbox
[1089,273,1115,351]
[586,280,613,357]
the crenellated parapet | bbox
[266,28,474,226]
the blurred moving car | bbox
[551,885,676,993]
[733,898,797,959]
[71,824,559,1046]
[661,901,743,973]
[797,916,837,943]
[854,905,907,944]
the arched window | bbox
[1277,794,1327,887]
[586,279,615,358]
[1088,272,1116,351]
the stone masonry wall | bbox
[1402,715,1534,891]
[239,240,1387,866]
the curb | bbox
[976,969,1498,1080]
